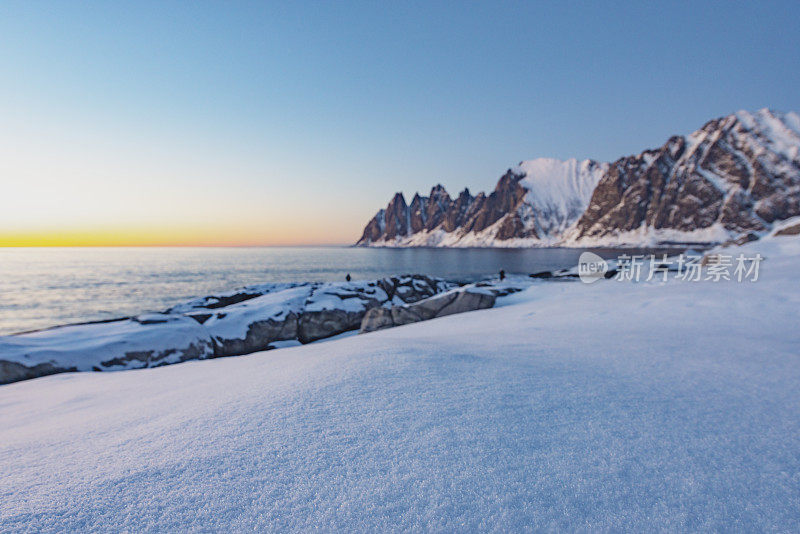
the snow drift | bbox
[1,233,799,530]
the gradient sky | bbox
[2,1,800,245]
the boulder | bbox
[361,288,496,333]
[199,285,312,356]
[0,360,71,384]
[298,308,369,343]
[297,281,387,343]
[0,314,215,385]
[377,274,451,304]
[775,221,800,236]
[297,275,452,343]
[360,308,395,332]
[0,274,456,385]
[167,283,306,314]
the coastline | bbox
[2,234,798,530]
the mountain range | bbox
[356,109,800,247]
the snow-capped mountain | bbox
[357,109,800,247]
[565,108,800,246]
[357,158,607,247]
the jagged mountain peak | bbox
[358,110,800,247]
[389,191,407,204]
[566,109,800,245]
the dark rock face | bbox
[384,193,409,240]
[357,109,800,247]
[360,288,496,333]
[775,221,800,236]
[298,275,451,343]
[297,284,384,344]
[213,312,301,357]
[378,274,444,303]
[297,309,365,344]
[0,361,73,384]
[572,110,800,243]
[359,210,385,243]
[356,172,535,245]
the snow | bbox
[0,276,453,378]
[368,158,606,248]
[304,281,388,313]
[2,235,799,530]
[735,108,800,161]
[562,222,736,248]
[201,285,312,339]
[167,283,305,315]
[0,314,214,371]
[515,158,608,236]
[364,109,800,249]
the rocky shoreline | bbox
[0,274,548,385]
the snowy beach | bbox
[2,234,799,531]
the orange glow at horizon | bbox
[0,225,353,247]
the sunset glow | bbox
[0,223,352,247]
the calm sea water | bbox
[0,246,680,335]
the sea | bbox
[0,246,682,335]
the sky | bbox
[1,1,799,246]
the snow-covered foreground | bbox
[2,237,800,531]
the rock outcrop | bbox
[198,285,312,356]
[0,275,455,385]
[357,109,800,247]
[773,221,800,236]
[360,288,496,333]
[567,109,800,245]
[0,314,216,384]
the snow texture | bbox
[1,235,799,530]
[515,157,607,237]
[201,285,313,339]
[0,314,214,371]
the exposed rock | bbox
[166,283,304,314]
[0,275,455,385]
[775,222,800,236]
[199,286,311,356]
[569,110,800,244]
[0,314,215,385]
[298,308,366,343]
[360,288,496,333]
[298,275,451,343]
[384,193,409,241]
[210,312,302,357]
[357,159,606,246]
[0,360,73,385]
[359,308,395,332]
[357,109,800,247]
[719,232,761,248]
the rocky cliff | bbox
[357,109,800,247]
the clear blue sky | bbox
[1,1,799,245]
